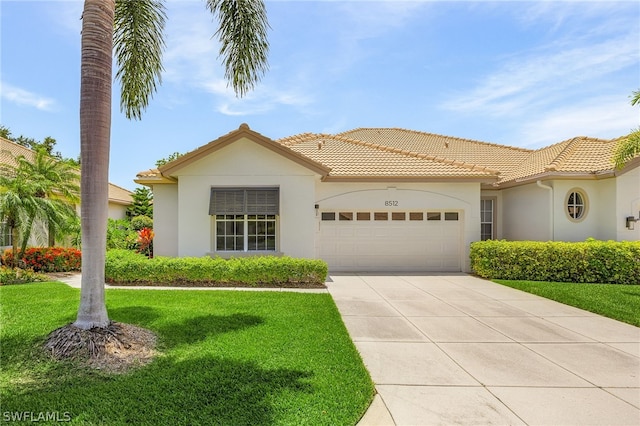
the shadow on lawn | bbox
[3,309,315,425]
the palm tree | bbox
[614,89,640,169]
[0,152,79,267]
[74,0,269,329]
[16,150,80,247]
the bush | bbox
[130,215,153,231]
[1,247,81,273]
[107,219,138,250]
[470,240,640,285]
[0,267,48,285]
[105,250,328,287]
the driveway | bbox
[326,273,640,426]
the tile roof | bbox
[1,137,133,204]
[136,124,634,188]
[334,128,531,176]
[277,133,498,180]
[498,136,620,185]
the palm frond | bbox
[114,0,167,120]
[207,0,270,97]
[614,128,640,169]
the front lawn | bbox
[494,280,640,327]
[0,282,374,425]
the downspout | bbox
[536,180,554,240]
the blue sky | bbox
[1,1,639,190]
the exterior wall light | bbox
[315,204,319,216]
[626,213,639,230]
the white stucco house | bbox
[135,124,640,273]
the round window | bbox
[566,189,587,221]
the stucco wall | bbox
[617,166,640,241]
[171,138,318,258]
[107,202,128,220]
[553,179,616,241]
[500,177,631,242]
[314,181,480,272]
[152,184,179,256]
[501,183,552,241]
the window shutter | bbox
[246,189,279,215]
[209,189,245,215]
[209,188,279,215]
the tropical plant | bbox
[614,89,640,169]
[72,0,269,333]
[15,150,80,247]
[0,151,79,266]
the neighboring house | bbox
[135,124,640,273]
[0,136,134,247]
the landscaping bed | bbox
[105,249,329,288]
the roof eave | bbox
[159,124,331,178]
[495,170,618,188]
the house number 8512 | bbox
[384,201,399,206]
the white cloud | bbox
[517,96,637,148]
[0,82,56,111]
[442,31,639,117]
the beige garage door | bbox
[318,210,462,272]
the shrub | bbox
[106,219,138,250]
[0,267,49,285]
[130,215,153,231]
[470,240,640,285]
[105,250,328,287]
[1,247,81,273]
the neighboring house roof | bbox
[0,137,133,204]
[135,124,635,188]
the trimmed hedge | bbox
[105,249,329,287]
[1,247,82,272]
[470,240,640,285]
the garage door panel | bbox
[319,212,462,272]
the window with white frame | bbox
[480,199,494,240]
[566,189,587,221]
[210,188,278,252]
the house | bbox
[135,124,640,273]
[0,136,134,247]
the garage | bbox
[318,210,462,272]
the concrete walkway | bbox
[326,273,640,426]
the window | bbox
[409,212,423,221]
[211,187,279,252]
[444,212,459,221]
[427,212,441,221]
[339,212,353,221]
[374,212,388,221]
[392,212,406,221]
[357,212,371,221]
[0,222,11,247]
[566,189,587,221]
[321,212,336,221]
[481,199,494,240]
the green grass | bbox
[0,282,374,425]
[494,280,640,327]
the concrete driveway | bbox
[326,273,640,426]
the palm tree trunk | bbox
[74,0,114,330]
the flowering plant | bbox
[1,247,81,272]
[137,227,154,258]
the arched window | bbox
[566,189,587,221]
